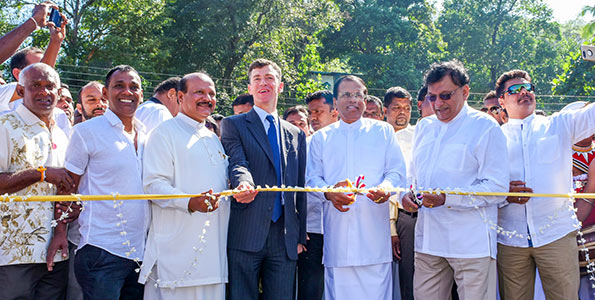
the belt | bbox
[398,208,418,218]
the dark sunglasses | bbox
[505,83,535,95]
[425,86,462,102]
[488,106,502,114]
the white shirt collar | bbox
[253,105,279,125]
[338,117,363,129]
[15,103,46,126]
[177,112,205,130]
[104,108,146,133]
[507,113,536,126]
[438,102,469,126]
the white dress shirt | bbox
[65,109,150,261]
[0,104,68,266]
[409,104,509,259]
[135,99,173,134]
[395,124,415,165]
[139,113,230,288]
[499,104,595,248]
[307,118,406,267]
[306,136,324,234]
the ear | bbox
[177,90,184,104]
[278,81,284,93]
[383,106,387,115]
[498,96,505,107]
[102,86,108,100]
[462,85,470,100]
[76,103,82,113]
[16,84,24,98]
[167,88,176,101]
[331,108,339,120]
[12,68,20,81]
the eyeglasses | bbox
[425,86,462,102]
[488,106,502,114]
[505,83,535,95]
[339,92,365,101]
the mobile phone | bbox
[49,8,62,28]
[581,45,595,62]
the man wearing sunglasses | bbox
[400,60,509,300]
[496,69,595,300]
[483,90,508,125]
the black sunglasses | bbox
[425,86,462,102]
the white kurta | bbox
[135,99,173,134]
[139,113,230,296]
[306,118,406,267]
[408,104,509,259]
[499,105,595,248]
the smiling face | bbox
[499,77,536,120]
[103,70,143,120]
[335,79,367,124]
[18,66,60,122]
[57,87,74,120]
[248,65,284,113]
[427,76,468,123]
[178,74,216,123]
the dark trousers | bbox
[228,216,297,300]
[0,260,68,300]
[297,232,324,300]
[67,242,83,300]
[396,209,417,300]
[74,245,143,300]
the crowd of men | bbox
[1,2,595,300]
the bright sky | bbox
[545,0,591,22]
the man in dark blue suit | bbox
[220,59,307,300]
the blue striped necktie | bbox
[266,115,282,222]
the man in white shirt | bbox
[139,72,229,299]
[297,90,339,300]
[307,75,407,300]
[496,69,592,300]
[0,63,74,299]
[65,65,150,300]
[401,60,509,300]
[76,81,107,122]
[383,85,415,300]
[135,76,180,133]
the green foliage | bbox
[438,0,564,96]
[319,0,446,93]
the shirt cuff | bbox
[444,194,465,209]
[390,219,398,236]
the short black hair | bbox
[211,113,224,121]
[9,47,43,80]
[383,86,411,107]
[232,94,254,107]
[424,59,469,87]
[305,90,333,109]
[105,65,140,87]
[417,85,427,102]
[154,77,181,95]
[483,90,498,104]
[333,75,367,99]
[365,95,383,108]
[283,105,309,120]
[178,72,212,93]
[495,70,532,98]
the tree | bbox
[438,0,564,95]
[318,0,446,93]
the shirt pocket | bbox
[537,135,560,164]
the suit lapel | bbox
[279,121,290,178]
[246,109,275,166]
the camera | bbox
[49,8,62,28]
[582,45,595,62]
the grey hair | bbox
[18,63,61,86]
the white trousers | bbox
[325,262,392,300]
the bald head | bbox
[178,72,217,123]
[19,63,60,87]
[16,63,61,124]
[179,72,214,93]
